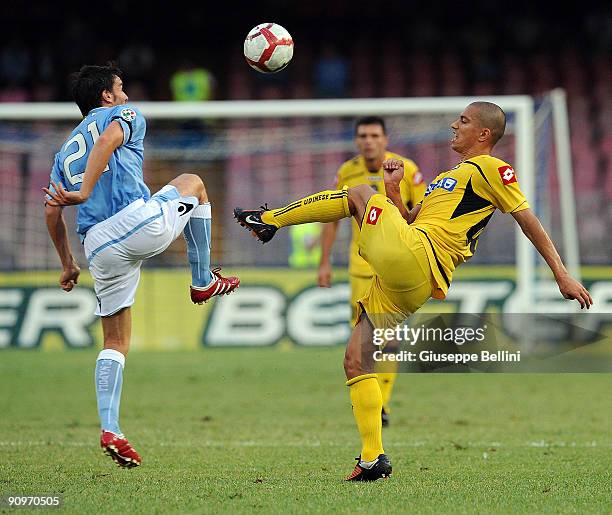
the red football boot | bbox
[100,430,142,468]
[190,267,240,304]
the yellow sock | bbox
[347,374,384,462]
[261,188,349,227]
[376,361,398,413]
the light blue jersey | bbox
[48,104,150,237]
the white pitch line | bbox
[0,440,608,448]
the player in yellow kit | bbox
[318,116,424,426]
[234,101,592,481]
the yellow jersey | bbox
[336,151,424,277]
[413,154,529,299]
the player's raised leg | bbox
[343,314,391,481]
[169,173,239,303]
[234,184,374,242]
[96,308,141,468]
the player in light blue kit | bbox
[44,64,239,468]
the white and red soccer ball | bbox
[244,23,294,73]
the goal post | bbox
[550,88,581,282]
[0,93,577,313]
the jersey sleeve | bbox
[45,153,66,201]
[107,105,146,146]
[480,161,530,213]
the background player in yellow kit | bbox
[234,101,592,481]
[318,116,424,426]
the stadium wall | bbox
[1,267,612,350]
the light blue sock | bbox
[184,203,213,287]
[95,349,125,435]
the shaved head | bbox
[469,102,506,146]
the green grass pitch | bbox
[1,348,611,513]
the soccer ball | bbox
[244,23,294,73]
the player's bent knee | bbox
[184,173,204,186]
[187,173,208,203]
[347,184,374,222]
[171,173,208,203]
[179,173,204,190]
[348,184,374,203]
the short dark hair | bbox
[70,63,123,116]
[355,116,386,135]
[469,101,506,146]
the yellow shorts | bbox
[349,274,373,326]
[356,194,433,329]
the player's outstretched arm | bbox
[43,122,124,206]
[512,208,593,309]
[44,203,80,291]
[318,221,339,287]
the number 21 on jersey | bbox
[62,121,109,185]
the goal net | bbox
[0,94,576,310]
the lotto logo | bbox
[366,206,382,225]
[498,166,517,185]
